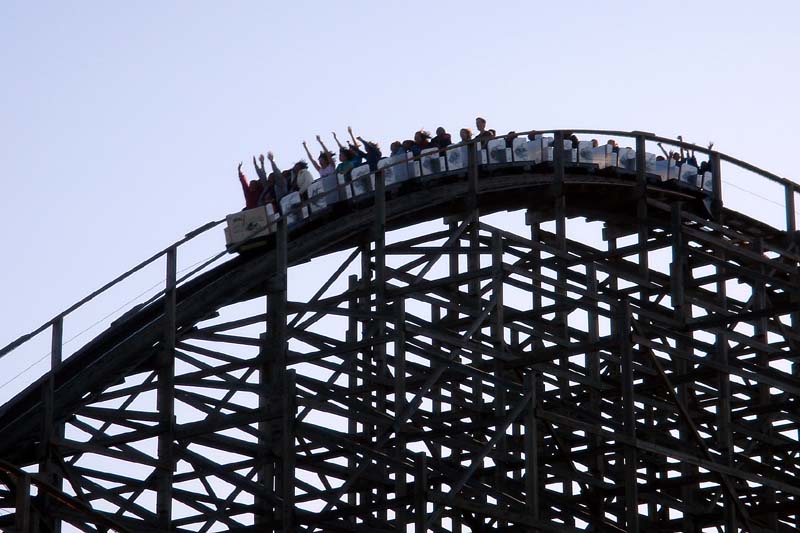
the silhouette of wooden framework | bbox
[1,132,799,532]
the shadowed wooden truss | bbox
[1,138,799,532]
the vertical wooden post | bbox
[524,372,539,521]
[711,152,723,220]
[372,168,389,521]
[670,203,686,313]
[346,274,359,519]
[670,203,696,529]
[414,452,428,531]
[359,235,376,514]
[635,134,649,282]
[552,130,565,196]
[258,218,288,526]
[671,203,696,528]
[273,219,289,528]
[635,134,647,194]
[551,134,572,518]
[526,209,545,525]
[713,242,736,533]
[394,299,408,529]
[586,264,604,522]
[753,238,777,531]
[447,219,461,533]
[619,299,639,532]
[50,316,63,371]
[39,316,63,532]
[257,330,274,526]
[374,169,387,359]
[15,473,31,533]
[273,219,288,370]
[526,211,543,342]
[491,232,507,524]
[468,140,479,208]
[280,370,296,532]
[156,245,177,531]
[467,142,481,314]
[785,184,796,234]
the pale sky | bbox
[1,0,799,397]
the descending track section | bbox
[0,130,799,532]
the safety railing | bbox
[228,129,800,250]
[0,219,231,403]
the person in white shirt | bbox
[291,160,314,202]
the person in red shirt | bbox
[238,162,263,210]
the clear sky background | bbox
[1,1,799,396]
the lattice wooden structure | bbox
[1,131,799,532]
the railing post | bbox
[785,184,796,234]
[467,140,479,210]
[156,245,177,530]
[466,142,481,315]
[552,130,564,196]
[633,134,650,281]
[39,316,64,532]
[635,134,647,194]
[40,317,62,465]
[50,317,63,372]
[711,152,723,219]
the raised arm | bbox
[332,131,345,150]
[316,134,331,156]
[238,162,248,193]
[352,136,368,159]
[347,126,360,148]
[254,155,267,186]
[356,136,378,160]
[302,141,321,171]
[253,155,267,185]
[267,151,281,176]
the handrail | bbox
[264,128,686,231]
[252,127,800,242]
[0,218,225,360]
[535,128,798,192]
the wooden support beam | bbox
[619,300,639,532]
[281,370,296,532]
[414,452,428,531]
[14,473,30,533]
[524,372,539,521]
[156,245,176,530]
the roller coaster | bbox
[1,129,799,532]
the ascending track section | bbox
[1,130,799,532]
